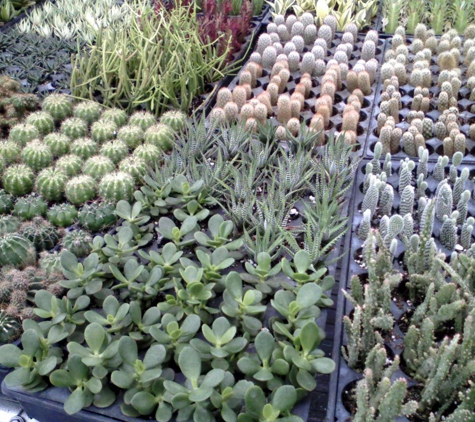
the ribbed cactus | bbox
[435,181,453,222]
[2,164,35,196]
[160,110,187,132]
[100,140,128,164]
[433,156,449,181]
[144,124,175,151]
[83,155,116,180]
[0,310,20,343]
[101,108,128,128]
[357,209,371,240]
[456,190,470,225]
[99,172,134,202]
[78,201,117,232]
[399,185,415,217]
[8,123,40,146]
[91,119,117,144]
[0,234,36,268]
[0,215,20,235]
[0,140,20,165]
[440,214,458,250]
[13,195,47,220]
[118,156,148,182]
[25,111,55,136]
[65,175,96,206]
[379,184,394,216]
[73,101,102,125]
[60,117,88,140]
[42,93,72,122]
[0,190,13,215]
[117,125,144,149]
[47,203,77,228]
[20,217,61,252]
[128,111,156,131]
[43,133,71,157]
[362,175,381,217]
[62,230,92,258]
[21,140,53,173]
[133,143,161,166]
[70,138,98,160]
[55,154,83,177]
[35,167,68,202]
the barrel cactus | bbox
[35,167,68,202]
[128,111,156,131]
[0,215,20,235]
[39,251,62,275]
[20,217,61,252]
[70,138,98,160]
[47,203,77,228]
[118,156,148,182]
[65,175,96,205]
[2,164,35,196]
[83,155,116,180]
[21,140,53,172]
[133,143,161,165]
[160,110,187,132]
[0,311,20,344]
[60,117,88,140]
[43,133,71,157]
[100,140,128,164]
[56,154,83,177]
[0,233,36,268]
[73,101,102,125]
[8,123,40,146]
[99,172,135,202]
[144,124,175,151]
[0,190,14,214]
[101,108,128,127]
[62,230,92,257]
[13,194,47,220]
[42,93,73,122]
[78,201,117,232]
[25,111,55,135]
[91,119,117,144]
[0,140,21,164]
[117,125,144,149]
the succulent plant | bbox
[100,140,128,164]
[62,230,92,257]
[117,125,144,149]
[78,201,117,232]
[60,117,88,140]
[36,167,68,202]
[128,111,156,131]
[0,190,14,214]
[20,217,61,252]
[73,101,102,125]
[83,155,116,180]
[0,215,20,235]
[2,164,35,196]
[25,111,55,136]
[8,123,40,146]
[0,233,36,268]
[70,137,98,160]
[65,175,96,205]
[91,119,118,144]
[118,156,148,182]
[42,93,73,122]
[0,140,21,164]
[99,172,135,202]
[133,143,161,165]
[13,194,47,220]
[144,124,174,151]
[21,140,53,172]
[160,110,187,132]
[56,154,84,177]
[47,203,78,228]
[100,108,128,127]
[43,133,71,157]
[0,310,20,344]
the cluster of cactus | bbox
[19,217,62,252]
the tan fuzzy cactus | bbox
[287,118,300,136]
[310,114,325,145]
[271,61,288,77]
[239,70,253,88]
[232,86,247,111]
[294,83,307,98]
[454,133,466,154]
[342,108,359,133]
[357,71,371,96]
[244,118,258,132]
[290,92,305,108]
[257,92,273,115]
[347,70,358,92]
[217,88,232,109]
[254,103,268,125]
[321,82,336,100]
[240,104,254,122]
[246,62,263,81]
[267,82,279,105]
[275,125,287,140]
[277,95,292,124]
[278,69,290,93]
[224,102,239,123]
[315,104,330,128]
[443,137,454,157]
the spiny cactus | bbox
[128,111,156,131]
[20,217,61,252]
[78,201,117,232]
[55,154,83,177]
[101,108,128,127]
[62,230,92,258]
[83,155,116,180]
[65,175,96,206]
[0,215,20,235]
[0,190,14,215]
[91,119,117,144]
[118,156,148,182]
[43,133,71,157]
[133,143,161,166]
[13,195,47,220]
[8,123,40,146]
[160,110,187,132]
[42,93,72,122]
[0,233,36,268]
[100,140,128,164]
[0,140,20,165]
[21,140,53,173]
[144,124,175,151]
[60,117,88,140]
[35,167,68,202]
[117,125,144,149]
[73,101,102,125]
[99,172,135,202]
[435,181,453,222]
[47,203,77,228]
[70,137,98,160]
[39,251,62,275]
[358,209,371,240]
[2,164,35,196]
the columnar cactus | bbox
[117,125,144,149]
[65,175,96,205]
[43,133,71,157]
[128,111,156,131]
[440,213,458,250]
[73,101,102,125]
[70,138,98,160]
[13,195,47,220]
[83,155,116,180]
[8,123,40,146]
[91,119,117,144]
[55,154,83,177]
[2,165,35,196]
[144,124,175,151]
[435,181,453,222]
[42,93,72,122]
[25,111,55,135]
[78,201,117,232]
[101,108,128,127]
[99,172,135,202]
[35,168,68,202]
[20,217,61,252]
[47,203,77,228]
[60,117,88,140]
[118,156,148,182]
[62,230,92,258]
[0,234,36,268]
[160,110,187,132]
[100,140,128,164]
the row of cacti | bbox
[209,12,379,144]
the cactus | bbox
[116,125,144,149]
[99,172,135,202]
[128,111,156,131]
[83,155,116,181]
[399,185,415,217]
[0,190,13,215]
[461,217,474,249]
[277,95,291,124]
[13,195,47,220]
[433,155,449,181]
[440,214,458,250]
[380,184,394,216]
[342,109,359,133]
[318,25,333,47]
[24,111,54,136]
[0,234,36,268]
[101,108,128,127]
[358,209,371,240]
[62,230,92,258]
[118,156,148,182]
[256,33,272,55]
[216,88,232,109]
[65,175,96,205]
[8,123,40,146]
[0,311,20,343]
[0,140,21,165]
[73,101,102,125]
[299,52,316,75]
[42,94,72,122]
[46,203,77,228]
[362,40,376,61]
[20,217,61,252]
[55,154,83,177]
[435,181,453,222]
[133,143,161,166]
[0,215,20,235]
[144,124,175,151]
[42,133,70,158]
[2,164,35,196]
[35,167,68,202]
[160,110,187,133]
[91,119,117,144]
[456,190,470,225]
[262,46,277,68]
[78,201,117,232]
[70,138,98,160]
[100,140,128,165]
[60,117,88,140]
[21,140,53,173]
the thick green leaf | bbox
[201,368,225,388]
[179,347,201,382]
[118,336,138,365]
[296,369,316,391]
[50,370,75,388]
[310,357,335,374]
[21,329,40,357]
[112,370,134,389]
[64,388,87,415]
[272,385,297,412]
[255,330,275,363]
[0,344,21,367]
[5,367,32,387]
[85,323,106,354]
[296,283,322,308]
[189,386,213,402]
[300,321,320,355]
[244,386,266,416]
[131,391,157,415]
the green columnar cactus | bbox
[0,190,14,214]
[160,110,187,132]
[433,155,449,181]
[133,143,161,165]
[73,101,102,125]
[21,140,53,172]
[380,184,394,216]
[440,213,458,250]
[62,230,92,258]
[47,203,77,228]
[35,168,68,202]
[0,215,20,235]
[70,138,98,160]
[42,93,73,122]
[8,123,40,146]
[0,233,36,268]
[60,117,88,140]
[91,119,117,144]
[128,111,156,131]
[456,190,471,225]
[25,111,55,135]
[435,181,453,222]
[0,140,21,165]
[65,175,96,205]
[83,155,116,180]
[398,160,415,195]
[358,209,371,240]
[117,125,144,149]
[13,195,47,220]
[99,172,134,202]
[461,217,474,249]
[2,164,35,196]
[144,124,174,151]
[101,108,128,127]
[55,154,83,177]
[78,201,117,232]
[118,156,148,182]
[362,175,381,217]
[453,168,469,204]
[20,217,61,252]
[43,133,71,157]
[100,140,128,164]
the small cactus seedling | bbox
[35,168,68,202]
[47,203,77,228]
[100,140,128,164]
[0,233,36,268]
[99,172,135,202]
[144,124,175,151]
[78,201,117,232]
[42,93,73,122]
[60,117,88,140]
[83,155,116,181]
[65,175,96,205]
[13,195,47,220]
[117,125,144,149]
[8,123,40,146]
[2,165,35,196]
[91,120,118,144]
[25,112,55,136]
[70,138,98,160]
[73,101,102,125]
[62,230,92,257]
[20,217,61,252]
[128,111,156,131]
[56,154,83,177]
[101,108,128,127]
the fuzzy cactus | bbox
[35,167,68,202]
[133,143,161,166]
[0,215,20,235]
[8,123,40,146]
[47,203,77,228]
[25,111,55,136]
[101,108,128,128]
[2,164,35,196]
[435,181,453,222]
[0,190,14,215]
[0,233,36,268]
[128,111,156,131]
[78,201,117,232]
[20,217,61,252]
[55,154,83,177]
[60,117,88,140]
[99,172,134,202]
[73,101,102,125]
[118,156,148,182]
[117,125,144,149]
[83,155,116,180]
[70,138,98,160]
[62,230,92,258]
[42,94,72,122]
[144,124,175,151]
[13,195,47,220]
[262,46,277,68]
[277,95,291,124]
[0,140,20,165]
[91,119,117,144]
[65,175,96,205]
[100,140,128,164]
[43,133,71,157]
